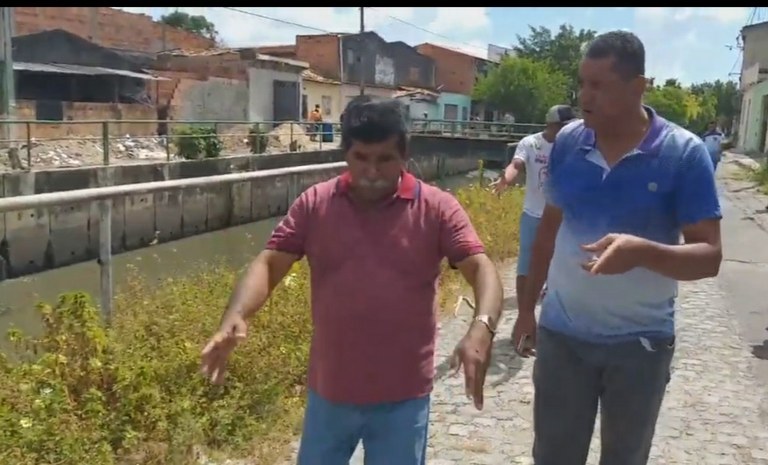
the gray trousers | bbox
[532,327,675,465]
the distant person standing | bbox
[701,120,725,171]
[490,104,576,324]
[309,104,323,141]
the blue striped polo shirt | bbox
[540,106,722,343]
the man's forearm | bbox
[503,163,520,184]
[470,260,504,325]
[223,253,291,321]
[640,241,722,280]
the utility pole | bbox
[359,7,365,96]
[0,7,16,150]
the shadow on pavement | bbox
[752,341,768,360]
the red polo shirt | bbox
[265,171,485,405]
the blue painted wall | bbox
[438,92,472,120]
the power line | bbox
[220,7,330,34]
[218,7,488,58]
[366,7,487,55]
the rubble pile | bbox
[0,124,341,171]
[265,123,313,153]
[264,122,340,154]
[0,135,169,171]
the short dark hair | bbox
[584,30,645,80]
[341,96,408,154]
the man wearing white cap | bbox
[491,104,577,341]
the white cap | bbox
[545,105,577,124]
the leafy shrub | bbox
[0,169,524,465]
[174,126,223,160]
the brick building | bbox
[414,43,490,97]
[257,31,435,109]
[13,7,215,53]
[11,29,162,138]
[415,43,497,121]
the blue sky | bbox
[118,7,748,85]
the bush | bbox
[247,124,269,155]
[174,126,223,160]
[0,170,524,465]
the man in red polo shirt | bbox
[200,96,504,465]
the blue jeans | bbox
[297,389,430,465]
[533,327,675,465]
[517,211,542,276]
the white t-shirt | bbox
[513,132,553,218]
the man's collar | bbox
[335,170,420,200]
[579,105,667,155]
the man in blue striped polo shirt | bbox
[512,31,723,465]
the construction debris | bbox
[0,123,340,171]
[0,135,169,171]
[264,122,339,154]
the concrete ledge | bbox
[0,135,506,280]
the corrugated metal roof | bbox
[13,61,168,80]
[302,69,340,85]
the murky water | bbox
[0,173,481,352]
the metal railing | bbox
[0,162,347,321]
[409,118,544,140]
[0,118,543,171]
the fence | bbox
[0,118,544,171]
[0,162,347,321]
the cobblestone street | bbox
[283,158,768,465]
[415,272,768,465]
[282,270,768,465]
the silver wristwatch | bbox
[473,314,496,337]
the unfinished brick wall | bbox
[16,100,157,140]
[154,52,249,80]
[415,44,476,95]
[14,7,215,53]
[150,52,251,119]
[295,35,341,81]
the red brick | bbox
[13,7,216,53]
[415,44,476,95]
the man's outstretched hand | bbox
[200,313,248,385]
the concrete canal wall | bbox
[0,135,512,279]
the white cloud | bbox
[629,7,747,83]
[426,7,490,36]
[115,7,490,58]
[635,7,749,25]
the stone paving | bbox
[279,160,768,464]
[281,260,768,464]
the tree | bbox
[689,80,741,133]
[473,56,570,123]
[644,79,716,131]
[644,84,691,127]
[160,11,219,42]
[514,24,598,102]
